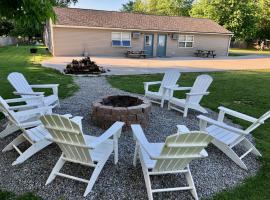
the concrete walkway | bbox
[42,55,270,75]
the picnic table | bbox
[194,50,216,58]
[126,50,147,58]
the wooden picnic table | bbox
[195,50,216,58]
[126,50,147,58]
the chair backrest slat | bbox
[153,131,212,172]
[158,70,181,95]
[246,111,270,133]
[41,114,93,164]
[8,72,40,106]
[188,75,213,104]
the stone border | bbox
[91,95,151,130]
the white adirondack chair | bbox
[132,124,213,200]
[167,74,213,117]
[0,96,52,138]
[2,114,77,166]
[40,114,124,197]
[198,106,270,170]
[144,70,181,107]
[8,72,60,108]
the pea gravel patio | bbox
[0,76,260,200]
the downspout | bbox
[226,35,232,56]
[49,18,55,56]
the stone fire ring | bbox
[91,95,151,130]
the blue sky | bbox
[70,0,130,11]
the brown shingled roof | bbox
[54,7,232,35]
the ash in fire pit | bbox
[102,96,143,107]
[91,95,151,130]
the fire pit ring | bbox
[91,95,151,130]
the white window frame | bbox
[111,32,132,47]
[178,35,194,48]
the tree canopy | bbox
[0,0,77,38]
[131,0,194,16]
[120,0,270,41]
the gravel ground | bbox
[0,77,261,200]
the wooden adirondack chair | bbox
[167,74,213,117]
[40,114,124,197]
[144,70,181,107]
[2,114,77,165]
[0,96,52,138]
[198,106,270,170]
[8,72,60,108]
[132,124,213,200]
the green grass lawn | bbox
[0,45,78,199]
[229,48,270,56]
[107,71,270,200]
[0,45,79,100]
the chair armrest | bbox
[197,115,248,135]
[9,105,37,111]
[144,81,162,92]
[13,91,45,96]
[131,124,156,158]
[5,96,44,103]
[144,81,162,86]
[218,106,257,123]
[89,121,124,148]
[30,84,59,97]
[164,85,192,91]
[15,106,53,119]
[186,92,210,96]
[20,120,42,129]
[177,125,190,133]
[30,84,59,89]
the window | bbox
[145,35,152,46]
[112,32,131,47]
[178,35,194,48]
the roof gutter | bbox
[52,24,233,36]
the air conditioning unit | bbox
[171,33,178,40]
[132,32,141,39]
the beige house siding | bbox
[53,27,143,56]
[52,26,230,57]
[166,34,230,57]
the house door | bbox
[144,34,154,57]
[157,34,167,57]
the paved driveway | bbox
[42,55,270,75]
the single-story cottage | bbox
[44,7,233,57]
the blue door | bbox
[144,34,154,57]
[157,34,167,57]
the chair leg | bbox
[185,166,198,200]
[141,158,153,200]
[113,135,119,164]
[242,138,262,156]
[46,154,66,185]
[133,142,139,167]
[2,134,26,152]
[213,140,248,170]
[12,140,52,165]
[0,123,20,138]
[183,107,189,118]
[83,152,111,197]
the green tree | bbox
[133,0,193,16]
[0,0,78,39]
[51,0,78,7]
[120,0,135,12]
[256,0,270,39]
[190,0,258,41]
[0,18,14,36]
